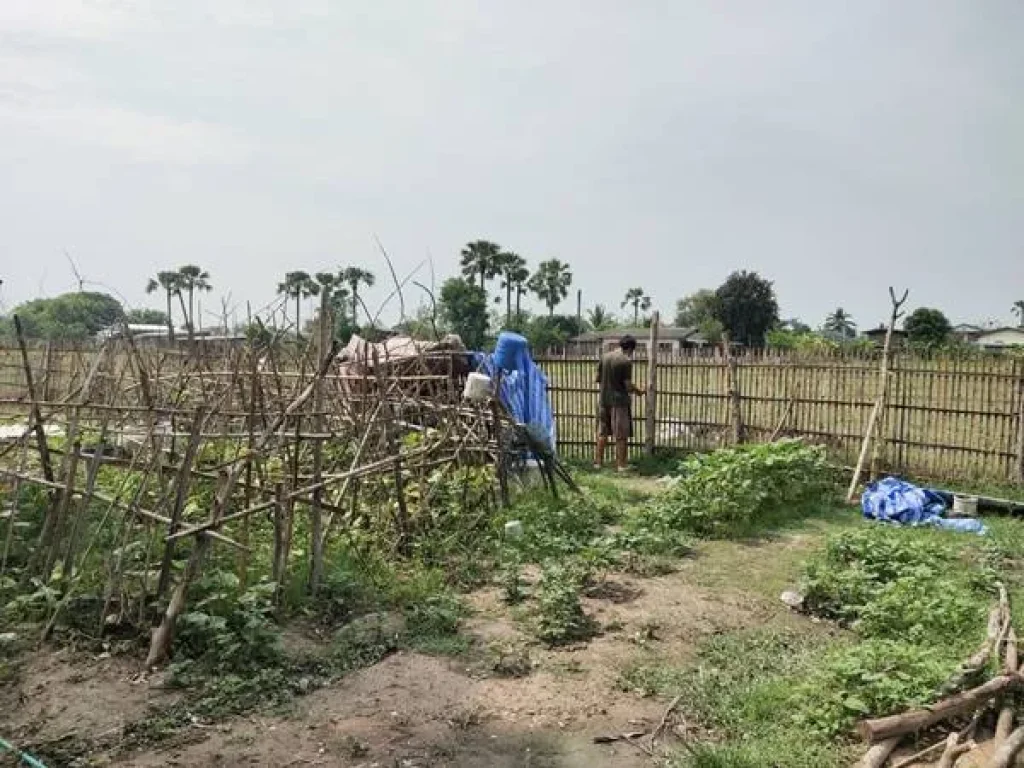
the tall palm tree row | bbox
[621,287,651,327]
[145,271,182,341]
[176,264,212,337]
[340,266,375,327]
[1013,300,1024,327]
[277,271,321,335]
[527,259,573,316]
[496,251,529,324]
[460,240,503,293]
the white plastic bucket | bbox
[463,372,492,402]
[952,495,978,518]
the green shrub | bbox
[801,526,988,640]
[637,440,832,537]
[792,639,956,737]
[174,571,281,673]
[535,561,594,646]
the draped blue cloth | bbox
[471,350,556,452]
[861,477,986,534]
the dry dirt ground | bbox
[1,515,841,768]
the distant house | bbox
[97,324,246,347]
[862,324,908,346]
[973,327,1024,349]
[567,326,709,356]
[951,323,984,343]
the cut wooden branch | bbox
[858,737,899,768]
[936,732,974,768]
[847,286,908,502]
[858,673,1020,743]
[994,629,1019,750]
[989,725,1024,768]
[156,410,206,600]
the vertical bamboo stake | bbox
[41,340,53,403]
[308,289,330,595]
[847,288,908,503]
[491,370,510,507]
[645,311,660,456]
[1016,360,1024,485]
[722,333,743,445]
[0,441,28,579]
[147,471,230,669]
[13,316,55,484]
[155,410,205,600]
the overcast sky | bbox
[1,1,1021,330]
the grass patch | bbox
[634,515,1024,765]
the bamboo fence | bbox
[537,347,1024,484]
[0,326,577,666]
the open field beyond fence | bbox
[537,349,1024,484]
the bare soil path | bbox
[2,510,849,768]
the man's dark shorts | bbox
[598,405,631,440]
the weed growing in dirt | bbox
[624,627,850,768]
[645,518,1021,766]
[632,440,833,539]
[801,525,990,644]
[534,560,595,646]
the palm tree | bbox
[496,252,529,325]
[527,259,572,316]
[175,264,212,337]
[339,267,375,327]
[621,287,651,327]
[277,271,320,336]
[1013,300,1024,327]
[460,240,503,293]
[313,272,349,336]
[587,304,616,330]
[824,307,857,339]
[145,271,181,341]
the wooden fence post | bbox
[644,312,660,456]
[723,333,743,445]
[1016,360,1024,485]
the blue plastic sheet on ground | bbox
[471,346,556,453]
[861,477,987,534]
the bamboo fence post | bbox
[722,333,743,445]
[13,316,55,484]
[308,290,331,595]
[644,311,659,456]
[1016,359,1024,485]
[491,370,510,507]
[155,410,206,600]
[846,287,908,503]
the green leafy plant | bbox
[792,639,956,737]
[535,561,595,646]
[173,571,281,674]
[636,440,832,538]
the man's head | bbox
[619,335,637,356]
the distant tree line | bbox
[2,243,1022,353]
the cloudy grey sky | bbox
[1,1,1021,330]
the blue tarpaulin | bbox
[861,477,987,534]
[471,345,556,453]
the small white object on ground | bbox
[780,590,804,610]
[504,520,524,539]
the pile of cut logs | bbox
[858,584,1024,767]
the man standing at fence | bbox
[595,335,644,472]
